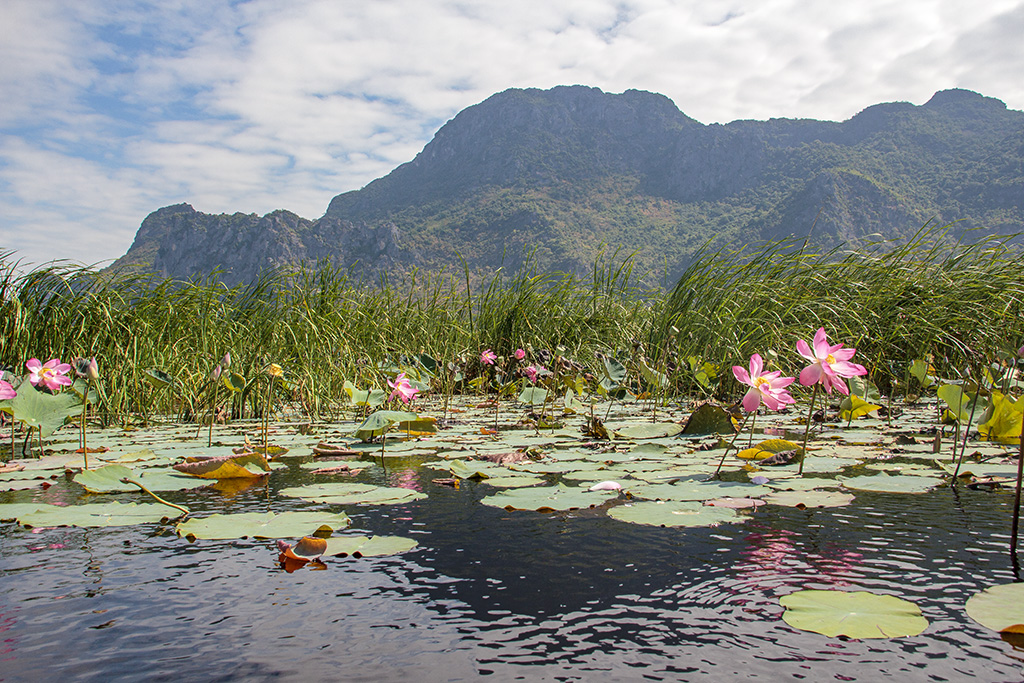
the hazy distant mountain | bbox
[111,86,1024,285]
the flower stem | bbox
[715,411,750,477]
[799,384,820,476]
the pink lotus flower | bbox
[796,328,867,395]
[480,349,497,366]
[388,372,419,404]
[26,358,73,392]
[514,348,526,361]
[732,353,796,412]
[524,364,547,384]
[0,379,16,400]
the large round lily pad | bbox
[780,589,928,638]
[74,464,212,493]
[607,500,742,527]
[280,482,427,505]
[764,490,855,508]
[965,583,1024,633]
[839,473,940,494]
[177,511,351,540]
[324,534,418,557]
[480,483,617,512]
[17,502,183,528]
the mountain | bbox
[111,86,1024,285]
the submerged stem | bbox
[799,384,820,476]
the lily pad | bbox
[965,583,1024,633]
[173,452,271,479]
[279,482,427,505]
[607,500,742,527]
[17,502,182,528]
[74,464,212,493]
[177,510,351,540]
[609,422,683,440]
[839,473,940,494]
[764,490,855,508]
[780,589,928,638]
[480,483,617,512]
[0,503,60,521]
[682,404,736,435]
[323,534,418,557]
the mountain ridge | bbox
[111,85,1024,285]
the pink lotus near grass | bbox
[732,353,796,412]
[481,349,497,365]
[0,379,16,399]
[796,328,867,394]
[25,358,73,392]
[388,372,419,404]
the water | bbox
[2,454,1023,681]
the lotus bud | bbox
[221,352,231,370]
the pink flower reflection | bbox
[389,468,421,492]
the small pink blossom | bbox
[480,349,497,366]
[514,348,526,361]
[796,328,867,395]
[0,379,15,400]
[732,353,796,412]
[524,364,547,384]
[26,358,73,392]
[387,373,419,404]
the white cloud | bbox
[1,0,1023,268]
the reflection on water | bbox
[1,460,1023,681]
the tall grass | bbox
[2,226,1021,424]
[651,226,1024,391]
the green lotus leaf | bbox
[9,383,84,438]
[479,474,547,488]
[0,479,48,491]
[518,387,549,405]
[977,391,1024,440]
[736,438,803,460]
[73,463,211,492]
[144,368,176,388]
[965,583,1024,633]
[780,590,928,638]
[839,394,883,422]
[0,502,60,521]
[18,502,182,528]
[447,460,510,480]
[177,510,351,540]
[607,500,742,527]
[324,534,418,557]
[510,460,605,474]
[480,483,617,512]
[609,422,683,440]
[909,359,936,388]
[682,404,736,435]
[764,476,839,491]
[764,490,855,508]
[839,473,940,494]
[352,410,419,440]
[279,482,427,505]
[629,480,769,502]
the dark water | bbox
[2,457,1023,682]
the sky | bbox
[2,0,1023,269]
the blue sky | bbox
[2,0,1023,268]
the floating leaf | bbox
[173,452,271,479]
[937,384,987,425]
[177,511,351,540]
[736,438,802,460]
[780,590,928,638]
[280,482,426,505]
[323,535,418,557]
[18,502,181,528]
[839,473,939,494]
[764,490,855,508]
[610,422,683,440]
[0,503,60,521]
[965,583,1024,633]
[480,483,617,512]
[607,500,742,527]
[75,464,211,492]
